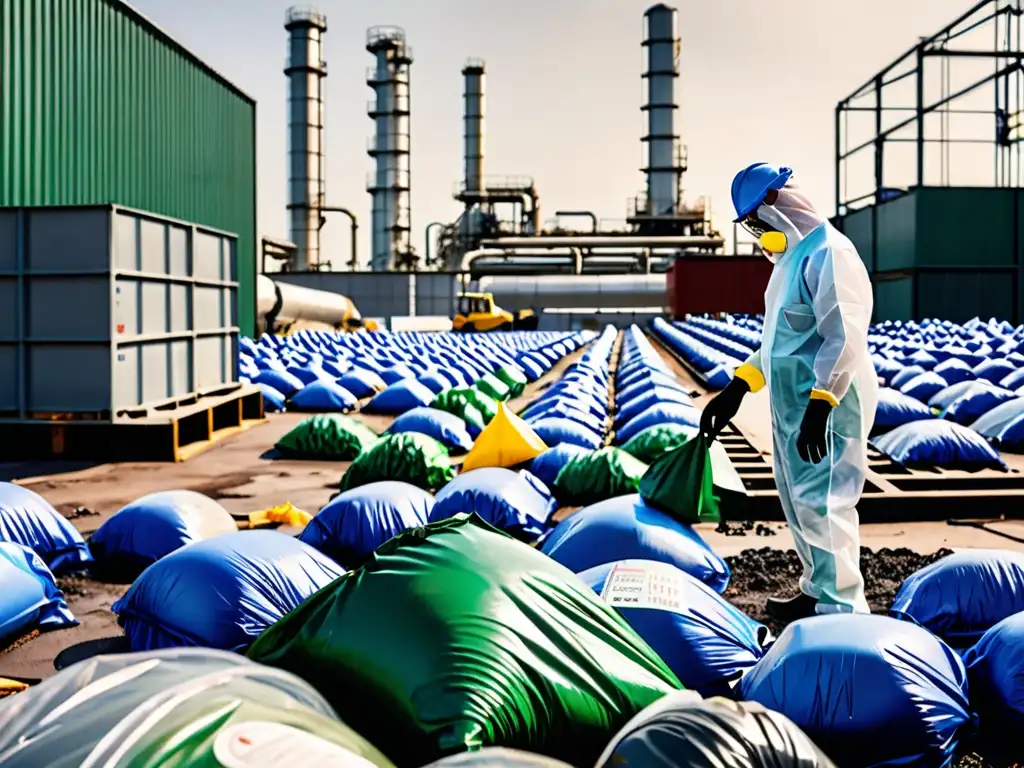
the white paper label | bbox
[599,562,686,613]
[213,722,379,768]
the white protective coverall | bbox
[733,182,877,614]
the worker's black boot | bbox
[765,593,818,623]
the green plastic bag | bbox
[247,515,682,767]
[553,447,649,506]
[465,387,499,423]
[276,414,379,460]
[638,434,721,524]
[621,423,699,464]
[474,374,511,403]
[340,432,454,492]
[494,366,528,398]
[0,648,395,768]
[431,388,492,433]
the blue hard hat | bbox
[731,163,793,221]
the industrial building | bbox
[834,0,1024,323]
[0,0,258,337]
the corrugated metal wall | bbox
[0,0,257,334]
[837,187,1024,323]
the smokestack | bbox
[284,7,327,271]
[462,58,485,194]
[641,4,683,218]
[366,26,413,272]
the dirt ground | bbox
[723,544,954,631]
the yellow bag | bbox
[461,402,547,472]
[246,502,313,529]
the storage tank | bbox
[477,275,667,312]
[256,276,361,332]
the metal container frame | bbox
[0,204,240,424]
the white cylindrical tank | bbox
[257,277,361,330]
[477,275,667,312]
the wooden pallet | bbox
[0,387,266,463]
[717,427,1024,523]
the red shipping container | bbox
[667,256,773,318]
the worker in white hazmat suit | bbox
[700,163,877,621]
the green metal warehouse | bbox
[0,0,257,335]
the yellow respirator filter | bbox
[759,231,787,253]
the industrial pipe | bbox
[554,210,598,232]
[479,235,724,249]
[320,206,359,270]
[260,236,296,274]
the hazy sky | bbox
[131,0,988,265]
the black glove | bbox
[700,377,749,441]
[796,399,833,464]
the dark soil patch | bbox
[55,575,95,599]
[724,546,955,635]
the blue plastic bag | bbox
[417,372,452,395]
[258,382,287,412]
[615,388,693,427]
[89,491,238,578]
[890,549,1024,647]
[871,419,1006,470]
[379,364,417,385]
[429,467,556,542]
[973,358,1016,384]
[964,612,1024,753]
[616,403,701,445]
[298,481,434,567]
[0,482,92,573]
[933,357,976,386]
[365,380,437,415]
[943,384,1017,425]
[0,541,76,642]
[872,387,934,434]
[388,407,474,454]
[968,396,1024,439]
[890,365,926,391]
[540,495,730,593]
[338,369,387,398]
[579,559,766,696]
[524,402,606,434]
[740,614,971,768]
[898,371,948,403]
[529,444,594,488]
[289,380,359,412]
[112,531,344,651]
[254,369,305,397]
[528,418,603,450]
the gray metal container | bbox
[0,205,239,422]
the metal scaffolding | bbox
[835,0,1024,216]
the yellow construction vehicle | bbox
[452,292,538,332]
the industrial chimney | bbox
[641,4,683,219]
[366,27,413,272]
[284,7,327,271]
[462,58,485,194]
